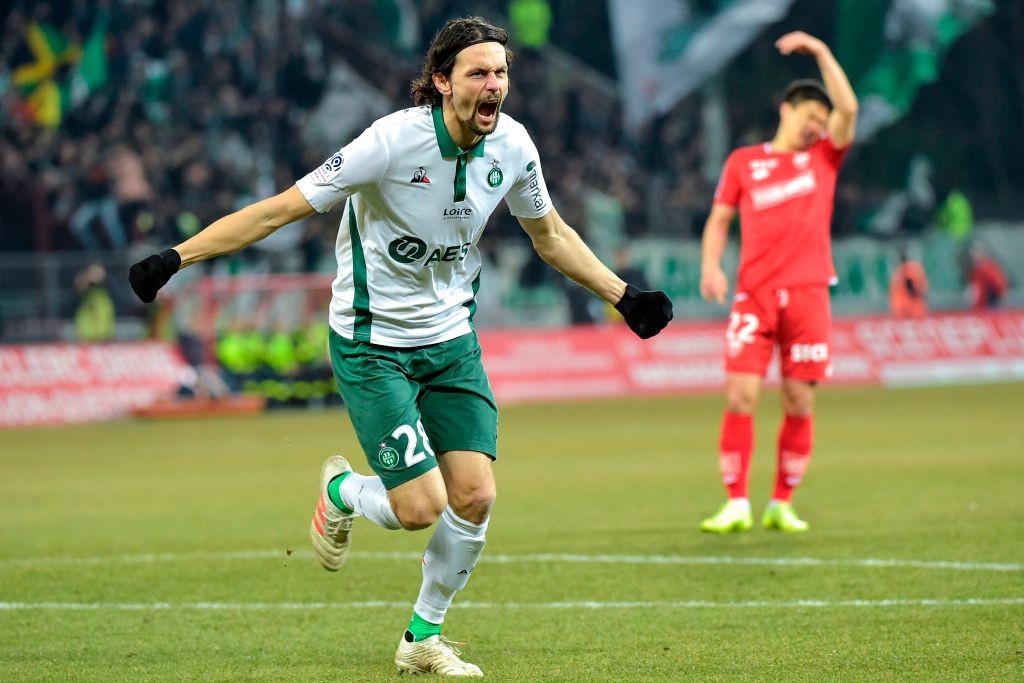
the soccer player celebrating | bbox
[129,16,672,677]
[698,31,857,534]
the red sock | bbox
[719,412,753,499]
[773,414,813,502]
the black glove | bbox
[128,248,181,303]
[614,284,673,339]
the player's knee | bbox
[725,388,758,413]
[784,400,813,417]
[395,493,448,530]
[781,381,815,416]
[448,484,496,525]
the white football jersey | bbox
[297,106,552,347]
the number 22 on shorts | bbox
[726,312,759,357]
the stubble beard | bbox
[467,113,499,137]
[455,88,502,138]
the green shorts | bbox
[329,329,498,489]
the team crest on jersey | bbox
[410,166,431,183]
[487,159,503,188]
[312,152,345,185]
[378,444,401,469]
[793,152,810,169]
[749,159,778,181]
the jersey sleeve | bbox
[295,124,389,213]
[817,135,850,169]
[713,152,742,207]
[504,134,552,219]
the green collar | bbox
[432,106,486,158]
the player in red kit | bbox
[698,31,858,533]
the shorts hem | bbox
[433,442,497,460]
[780,371,829,382]
[377,458,439,490]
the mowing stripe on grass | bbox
[1,598,1022,611]
[2,550,1022,572]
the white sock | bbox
[728,497,751,512]
[339,473,401,530]
[413,506,488,624]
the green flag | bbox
[837,0,994,141]
[70,14,109,107]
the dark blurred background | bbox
[1,0,1021,344]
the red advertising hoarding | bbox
[0,342,187,427]
[478,310,1024,405]
[1,311,1021,426]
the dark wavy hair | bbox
[783,79,832,111]
[410,16,514,107]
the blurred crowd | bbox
[0,0,724,260]
[0,0,997,263]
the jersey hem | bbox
[328,318,474,348]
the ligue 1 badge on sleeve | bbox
[313,152,345,185]
[487,159,503,188]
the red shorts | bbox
[723,284,832,381]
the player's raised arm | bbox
[517,208,673,339]
[128,186,315,303]
[776,31,858,148]
[700,203,736,305]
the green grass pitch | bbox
[2,383,1022,681]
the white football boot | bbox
[395,633,483,677]
[309,455,355,571]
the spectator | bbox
[889,247,929,318]
[965,245,1008,310]
[69,142,127,250]
[938,189,974,242]
[73,263,115,341]
[508,0,552,51]
[4,2,709,259]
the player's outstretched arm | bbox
[128,186,316,303]
[518,209,673,339]
[776,31,858,148]
[699,203,735,305]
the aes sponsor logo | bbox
[387,235,471,267]
[388,236,428,264]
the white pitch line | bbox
[1,598,1022,611]
[1,550,1022,573]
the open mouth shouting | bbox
[476,99,500,127]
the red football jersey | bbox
[714,137,848,292]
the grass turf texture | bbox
[1,383,1022,681]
